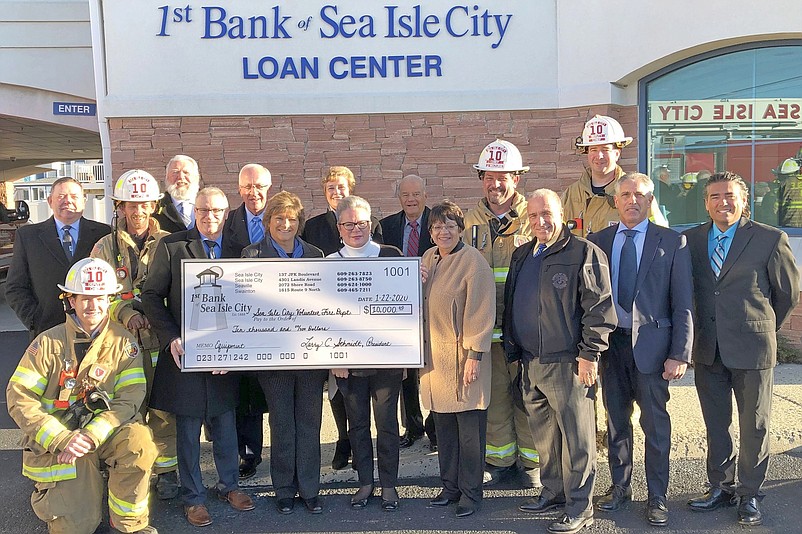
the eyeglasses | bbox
[431,223,460,233]
[239,184,270,192]
[338,220,370,231]
[196,208,226,216]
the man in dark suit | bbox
[683,172,799,527]
[379,174,437,450]
[222,163,272,480]
[588,173,693,527]
[142,187,255,528]
[505,189,616,534]
[6,177,110,338]
[154,154,201,233]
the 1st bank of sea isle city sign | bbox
[156,3,514,81]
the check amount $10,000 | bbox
[181,257,423,371]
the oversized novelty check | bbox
[180,257,423,371]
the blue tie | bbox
[250,217,265,244]
[711,235,727,278]
[533,243,547,257]
[618,229,637,313]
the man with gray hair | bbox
[380,174,436,450]
[222,163,273,480]
[588,173,693,527]
[503,189,615,534]
[155,155,201,233]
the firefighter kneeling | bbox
[6,258,158,534]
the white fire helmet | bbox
[58,258,123,296]
[111,169,164,202]
[575,115,633,151]
[473,139,530,173]
[772,158,801,176]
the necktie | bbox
[62,225,73,261]
[711,235,727,279]
[407,220,419,257]
[533,243,547,257]
[204,240,218,259]
[179,202,191,226]
[618,229,637,313]
[250,217,265,244]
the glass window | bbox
[641,43,802,231]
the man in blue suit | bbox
[588,172,694,527]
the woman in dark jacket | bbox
[300,166,383,471]
[327,195,404,511]
[242,191,327,515]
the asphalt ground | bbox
[1,293,802,533]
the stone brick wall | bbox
[107,105,802,346]
[108,104,635,220]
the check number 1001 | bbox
[384,266,410,277]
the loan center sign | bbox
[650,99,802,124]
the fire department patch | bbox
[552,272,568,289]
[127,342,140,359]
[89,364,109,381]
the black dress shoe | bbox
[350,485,374,509]
[381,487,399,511]
[381,498,399,511]
[399,432,423,448]
[595,485,632,512]
[430,492,459,507]
[276,498,295,515]
[455,505,476,518]
[547,513,594,534]
[737,496,763,526]
[646,495,669,527]
[429,440,438,452]
[332,439,351,470]
[303,496,323,514]
[687,488,736,512]
[238,457,261,480]
[519,494,566,514]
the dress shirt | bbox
[54,219,81,245]
[174,198,195,227]
[611,218,649,328]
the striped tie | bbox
[711,235,727,278]
[533,243,547,257]
[250,216,265,244]
[407,220,419,257]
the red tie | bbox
[407,220,419,257]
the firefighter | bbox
[775,157,802,227]
[6,257,158,534]
[90,169,179,500]
[562,114,667,235]
[462,139,540,488]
